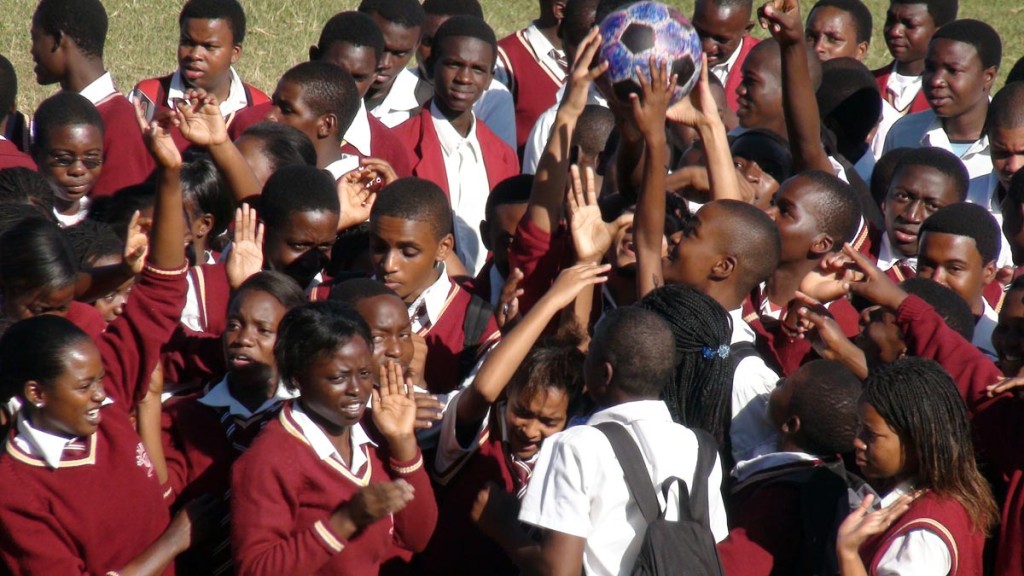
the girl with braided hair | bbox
[638,284,734,461]
[837,357,996,575]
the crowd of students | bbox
[3,0,1024,573]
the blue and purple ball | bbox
[598,1,704,105]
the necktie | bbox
[549,49,569,75]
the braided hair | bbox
[638,285,733,446]
[862,357,997,534]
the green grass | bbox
[4,0,1024,112]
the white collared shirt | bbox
[14,398,113,469]
[975,297,1000,359]
[727,307,780,463]
[344,101,374,157]
[710,36,745,87]
[871,480,952,575]
[53,195,91,228]
[290,402,376,473]
[521,84,608,174]
[495,22,568,89]
[407,265,453,333]
[519,400,728,576]
[431,102,491,276]
[369,68,422,128]
[78,71,119,105]
[198,376,298,419]
[877,233,916,272]
[166,67,250,118]
[870,64,923,160]
[324,155,360,180]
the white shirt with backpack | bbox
[519,400,729,576]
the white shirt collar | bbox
[408,265,453,329]
[290,402,376,472]
[78,72,118,105]
[974,297,1000,358]
[198,375,298,419]
[168,67,249,117]
[710,36,745,85]
[886,63,923,112]
[370,68,422,117]
[430,101,481,160]
[878,479,917,508]
[324,156,360,180]
[919,110,990,160]
[877,233,916,270]
[586,399,673,427]
[728,306,756,345]
[14,397,113,469]
[344,101,374,157]
[522,22,567,82]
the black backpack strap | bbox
[594,422,660,524]
[462,293,493,349]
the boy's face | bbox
[417,14,450,75]
[504,385,570,460]
[317,41,380,98]
[767,176,827,264]
[917,231,996,313]
[480,202,528,277]
[691,0,752,68]
[990,125,1024,191]
[993,288,1024,376]
[355,294,414,373]
[664,202,728,291]
[29,20,65,85]
[856,305,906,368]
[805,6,867,62]
[431,36,495,115]
[923,38,995,120]
[368,15,420,95]
[883,3,936,65]
[223,290,287,379]
[735,49,782,132]
[882,165,961,258]
[369,215,453,304]
[178,18,241,94]
[267,80,325,144]
[37,124,103,206]
[263,210,338,288]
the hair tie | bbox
[701,344,731,360]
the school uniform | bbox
[53,195,91,227]
[496,23,567,157]
[521,84,607,175]
[727,307,781,463]
[410,68,518,152]
[0,264,187,575]
[0,136,35,170]
[508,217,570,316]
[519,400,729,576]
[78,72,156,197]
[406,266,501,395]
[369,69,426,129]
[230,401,437,575]
[975,297,1001,359]
[67,299,109,340]
[392,102,519,276]
[132,68,271,153]
[419,392,535,576]
[710,35,759,113]
[870,61,930,160]
[896,293,1024,575]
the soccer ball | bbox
[598,1,703,105]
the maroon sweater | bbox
[496,29,564,157]
[897,295,1024,575]
[419,279,501,394]
[0,139,35,170]
[873,62,931,116]
[92,93,156,197]
[0,265,186,575]
[231,402,437,575]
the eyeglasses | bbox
[45,152,103,169]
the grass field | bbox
[4,0,1024,112]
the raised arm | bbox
[632,58,672,298]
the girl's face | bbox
[38,124,103,208]
[28,340,106,438]
[298,337,376,433]
[355,295,414,373]
[854,402,910,482]
[223,290,288,378]
[90,255,132,323]
[4,284,75,321]
[503,385,570,460]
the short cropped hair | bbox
[695,0,754,12]
[801,170,862,248]
[561,0,600,49]
[809,0,872,44]
[370,177,453,241]
[890,147,968,202]
[900,277,975,342]
[932,19,1001,70]
[789,360,863,455]
[893,0,957,28]
[32,92,104,151]
[239,122,318,172]
[179,0,247,44]
[33,0,108,58]
[716,200,781,289]
[279,62,361,139]
[358,0,426,29]
[0,56,17,116]
[259,165,340,231]
[428,15,498,67]
[232,271,307,312]
[573,105,616,158]
[316,12,386,60]
[485,174,532,224]
[423,0,484,18]
[591,306,676,399]
[920,202,1001,265]
[987,82,1024,132]
[329,277,401,307]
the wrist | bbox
[385,434,418,462]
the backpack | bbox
[595,422,725,576]
[458,293,494,379]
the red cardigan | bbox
[896,295,1024,575]
[92,93,156,197]
[0,265,186,576]
[860,492,983,576]
[724,35,760,112]
[872,62,931,116]
[230,402,437,576]
[419,279,502,394]
[0,139,35,170]
[391,104,520,201]
[497,28,565,156]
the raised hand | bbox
[134,100,182,169]
[837,493,917,559]
[559,27,609,117]
[175,89,229,148]
[793,291,868,378]
[544,262,612,311]
[496,267,525,330]
[226,204,265,289]
[666,54,720,130]
[123,210,149,275]
[567,164,621,264]
[371,362,417,442]
[757,0,803,46]
[839,244,910,312]
[630,57,674,141]
[337,170,378,232]
[359,157,399,189]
